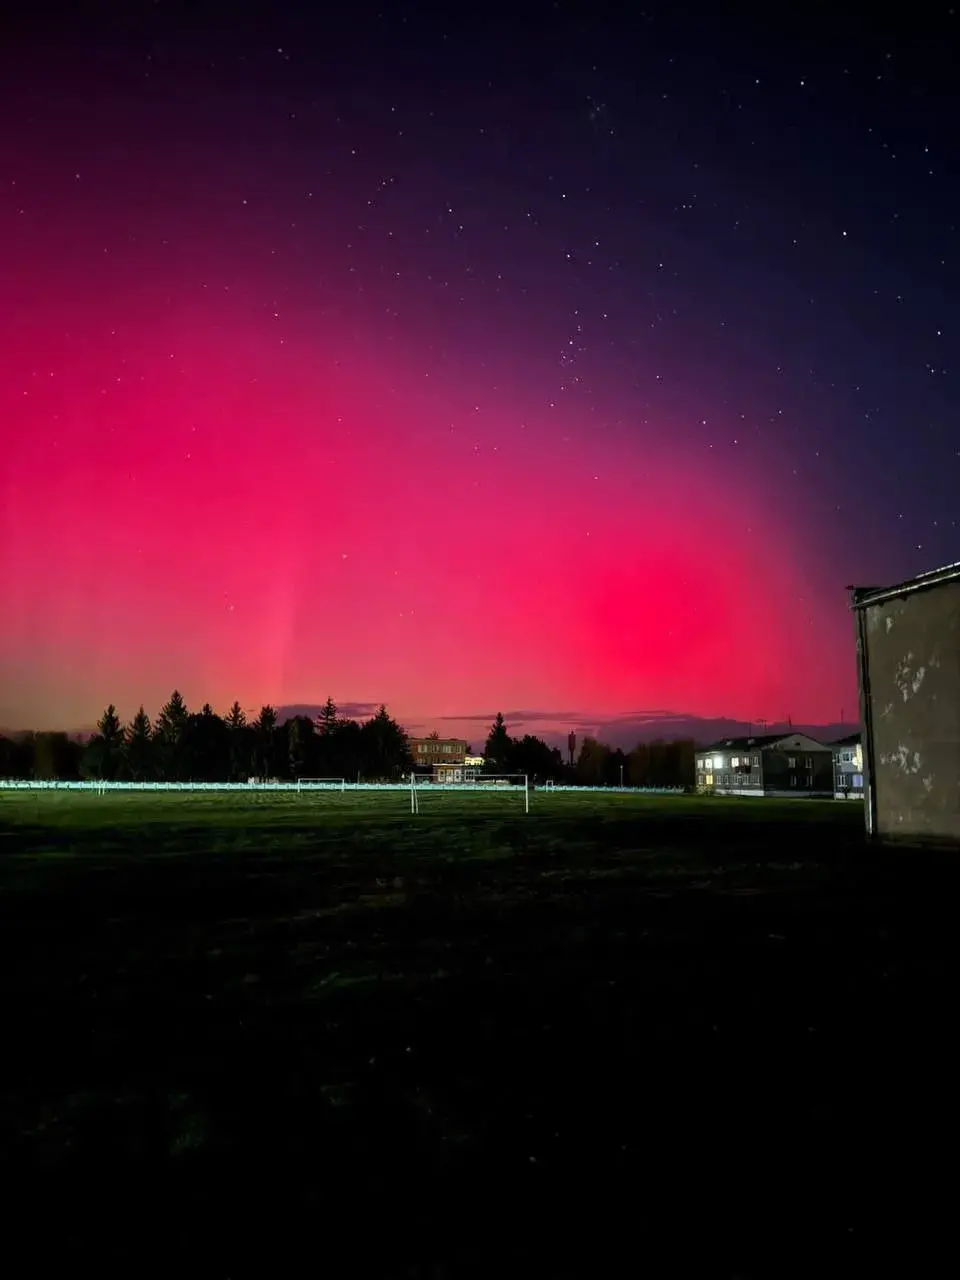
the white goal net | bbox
[409,772,529,814]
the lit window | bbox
[787,756,797,768]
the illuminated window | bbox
[787,756,797,768]
[804,756,813,769]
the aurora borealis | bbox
[2,2,957,738]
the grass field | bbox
[1,790,957,1276]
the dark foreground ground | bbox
[1,791,958,1277]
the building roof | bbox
[698,731,833,753]
[850,559,960,610]
[408,734,468,744]
[830,732,861,747]
[697,733,791,753]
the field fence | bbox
[0,779,686,794]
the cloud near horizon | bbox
[436,708,703,727]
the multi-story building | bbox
[695,732,835,797]
[408,735,479,782]
[831,732,864,800]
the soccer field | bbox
[0,789,953,1273]
[0,784,850,828]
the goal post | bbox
[296,777,347,794]
[410,771,529,814]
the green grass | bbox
[0,790,956,1275]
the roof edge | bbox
[849,559,960,610]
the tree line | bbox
[0,695,413,783]
[0,701,695,788]
[483,714,695,788]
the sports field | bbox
[1,790,955,1275]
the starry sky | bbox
[1,1,957,738]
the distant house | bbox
[832,732,864,800]
[408,735,480,783]
[695,732,835,797]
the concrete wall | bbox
[858,576,960,842]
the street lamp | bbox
[620,764,624,789]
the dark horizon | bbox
[0,706,859,752]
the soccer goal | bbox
[409,772,529,814]
[296,777,347,794]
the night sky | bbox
[2,2,957,737]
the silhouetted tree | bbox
[183,705,229,781]
[2,733,36,779]
[315,700,357,776]
[32,732,82,780]
[672,738,696,788]
[316,697,339,736]
[125,706,154,780]
[225,701,251,780]
[511,733,563,784]
[331,717,363,781]
[287,715,315,779]
[484,712,512,772]
[575,736,609,785]
[359,705,412,780]
[626,738,695,788]
[81,705,127,780]
[155,690,190,780]
[225,702,246,731]
[0,734,17,778]
[627,741,650,787]
[32,733,57,781]
[254,705,278,779]
[608,746,628,787]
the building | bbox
[851,560,960,843]
[831,732,864,800]
[695,732,835,797]
[408,735,480,783]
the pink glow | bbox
[1,258,855,734]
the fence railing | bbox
[0,779,687,793]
